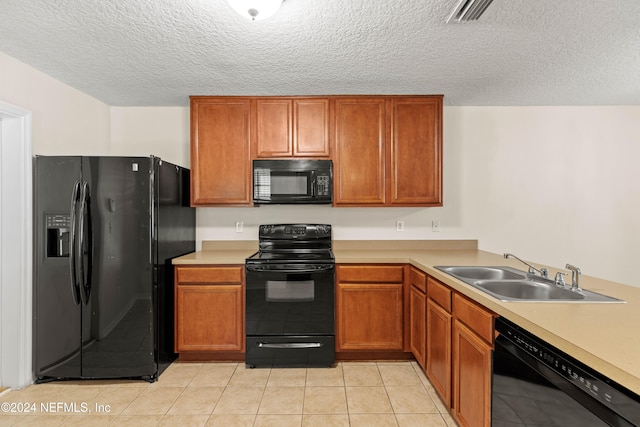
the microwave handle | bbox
[311,170,316,197]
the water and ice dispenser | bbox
[45,214,70,258]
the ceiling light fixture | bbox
[226,0,283,21]
[446,0,494,23]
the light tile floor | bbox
[0,361,458,426]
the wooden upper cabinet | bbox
[190,95,442,207]
[294,99,330,156]
[333,96,443,207]
[255,99,291,157]
[333,98,387,206]
[390,97,443,206]
[254,98,330,158]
[190,97,251,205]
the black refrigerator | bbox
[33,156,195,383]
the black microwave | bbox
[253,159,333,205]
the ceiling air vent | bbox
[446,0,494,23]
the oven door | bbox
[245,263,335,336]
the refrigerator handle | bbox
[77,181,94,305]
[69,181,81,305]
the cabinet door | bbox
[333,98,387,205]
[409,284,426,367]
[426,298,452,405]
[336,283,403,351]
[254,98,330,158]
[190,98,251,205]
[294,99,330,157]
[390,97,442,206]
[255,99,292,157]
[452,320,492,427]
[175,284,244,352]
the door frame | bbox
[0,100,33,389]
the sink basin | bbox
[474,279,585,301]
[437,266,525,281]
[434,266,624,303]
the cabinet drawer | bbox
[337,265,404,283]
[427,277,452,312]
[176,266,243,284]
[410,267,427,293]
[453,293,494,344]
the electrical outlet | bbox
[432,220,440,232]
[235,221,244,233]
[396,221,404,232]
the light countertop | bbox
[173,242,640,395]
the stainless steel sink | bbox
[437,266,525,281]
[474,279,585,301]
[435,266,624,303]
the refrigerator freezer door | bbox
[34,156,83,378]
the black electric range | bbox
[245,224,335,368]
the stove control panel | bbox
[284,226,307,235]
[258,224,332,240]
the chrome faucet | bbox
[565,264,582,292]
[503,253,549,278]
[554,271,567,287]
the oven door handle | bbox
[258,342,324,349]
[246,264,334,273]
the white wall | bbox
[0,52,111,388]
[0,52,110,155]
[451,106,640,287]
[110,107,190,167]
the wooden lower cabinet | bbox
[336,265,405,351]
[412,272,494,427]
[452,320,492,427]
[426,298,452,404]
[174,266,245,353]
[451,293,495,427]
[409,267,427,367]
[425,276,453,405]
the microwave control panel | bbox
[316,175,330,196]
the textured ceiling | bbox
[1,0,639,106]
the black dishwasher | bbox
[493,317,640,427]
